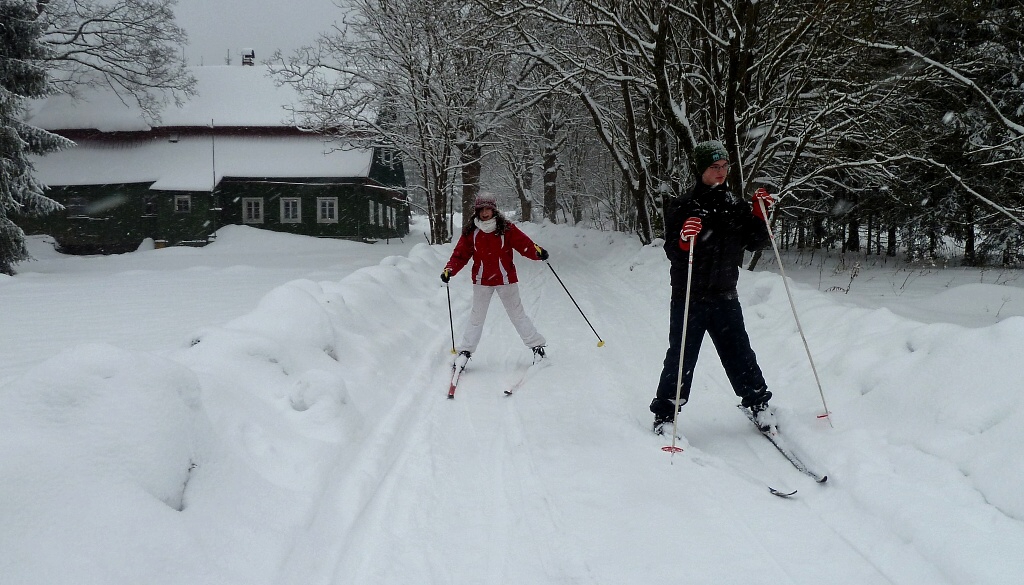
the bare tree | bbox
[38,0,196,120]
[271,0,544,243]
[270,0,466,244]
[491,115,538,221]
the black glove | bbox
[536,246,549,261]
[440,269,451,283]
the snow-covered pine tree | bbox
[0,0,71,275]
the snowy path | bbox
[5,224,1023,585]
[268,232,957,585]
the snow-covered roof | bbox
[27,66,306,132]
[33,135,374,192]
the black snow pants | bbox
[651,295,767,418]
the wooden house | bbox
[24,65,408,254]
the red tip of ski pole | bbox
[661,446,684,453]
[816,412,831,419]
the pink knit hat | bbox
[473,193,497,212]
[474,194,498,211]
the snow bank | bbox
[3,219,1024,584]
[0,344,205,582]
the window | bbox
[318,197,338,223]
[143,195,158,216]
[389,207,396,228]
[380,149,394,166]
[175,194,192,213]
[242,197,264,223]
[281,198,301,223]
[378,203,384,227]
[368,201,376,225]
[67,196,87,217]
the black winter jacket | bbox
[663,181,770,300]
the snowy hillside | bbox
[1,220,1022,584]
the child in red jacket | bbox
[441,194,549,360]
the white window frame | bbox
[242,197,264,224]
[174,194,192,214]
[368,200,376,225]
[280,198,301,223]
[67,196,87,217]
[318,197,338,224]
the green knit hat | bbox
[693,140,729,172]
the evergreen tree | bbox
[0,0,70,275]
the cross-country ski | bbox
[447,351,470,399]
[503,351,550,396]
[739,405,829,483]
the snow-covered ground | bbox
[2,217,1022,584]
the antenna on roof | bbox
[225,49,232,66]
[211,119,217,192]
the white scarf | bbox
[474,217,497,233]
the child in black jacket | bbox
[652,140,776,435]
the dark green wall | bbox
[20,183,217,254]
[216,178,408,241]
[19,149,410,254]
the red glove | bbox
[679,217,702,251]
[752,188,774,220]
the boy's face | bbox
[701,160,729,186]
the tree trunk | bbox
[429,182,449,244]
[542,143,557,223]
[865,215,873,256]
[423,160,450,244]
[845,217,860,252]
[538,107,560,223]
[460,142,482,221]
[813,217,825,249]
[963,201,976,265]
[517,144,534,222]
[887,225,897,257]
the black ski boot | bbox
[742,388,773,432]
[532,345,546,361]
[651,397,685,436]
[652,413,673,435]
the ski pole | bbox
[544,262,605,347]
[662,238,696,455]
[757,197,831,424]
[446,281,456,354]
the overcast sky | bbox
[174,0,343,66]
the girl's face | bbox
[478,207,495,221]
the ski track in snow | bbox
[5,224,1024,585]
[266,230,945,584]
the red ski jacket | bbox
[445,223,542,286]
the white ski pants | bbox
[457,283,546,354]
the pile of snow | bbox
[2,219,1022,584]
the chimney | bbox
[241,48,255,66]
